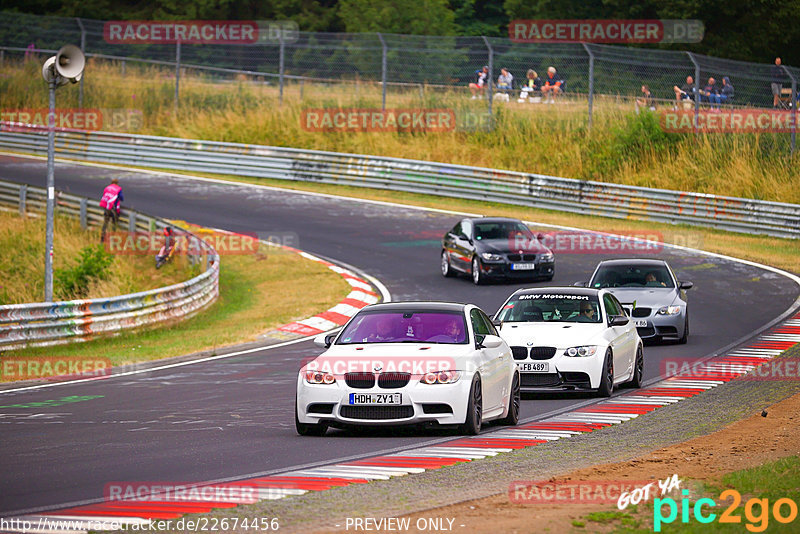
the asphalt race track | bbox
[1,154,798,515]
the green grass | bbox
[1,58,798,204]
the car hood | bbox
[477,238,550,254]
[497,322,607,348]
[305,343,477,374]
[604,288,679,307]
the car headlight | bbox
[657,305,682,315]
[481,252,503,261]
[563,345,598,357]
[420,370,461,384]
[539,252,554,262]
[305,370,336,384]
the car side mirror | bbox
[679,281,694,290]
[479,334,504,349]
[491,318,502,328]
[609,315,629,327]
[573,281,587,287]
[314,332,337,348]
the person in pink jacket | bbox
[99,178,123,242]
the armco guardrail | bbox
[0,124,798,239]
[0,179,220,350]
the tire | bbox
[499,372,520,426]
[471,256,484,285]
[460,375,483,435]
[295,400,328,436]
[677,312,689,344]
[597,349,614,397]
[441,250,455,277]
[623,345,644,389]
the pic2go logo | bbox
[654,489,799,532]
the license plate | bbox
[511,263,536,271]
[635,320,648,327]
[519,362,549,372]
[349,393,401,405]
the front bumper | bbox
[479,260,555,279]
[296,374,472,427]
[633,312,685,340]
[512,351,605,391]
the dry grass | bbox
[1,58,797,203]
[0,209,187,304]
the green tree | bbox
[337,0,456,35]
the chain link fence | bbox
[0,11,797,151]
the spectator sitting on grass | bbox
[635,85,655,111]
[698,77,719,105]
[497,68,513,93]
[709,76,734,111]
[469,65,489,99]
[541,66,563,103]
[518,69,542,102]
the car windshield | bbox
[474,221,533,241]
[337,311,469,344]
[590,264,674,288]
[496,293,602,324]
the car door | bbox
[470,308,504,413]
[603,294,633,382]
[611,294,637,371]
[446,220,473,272]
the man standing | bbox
[99,178,123,242]
[771,57,785,108]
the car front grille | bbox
[507,253,538,262]
[511,346,528,360]
[529,346,557,360]
[637,326,656,337]
[632,307,652,317]
[520,373,561,387]
[377,372,411,389]
[344,372,375,389]
[340,405,414,420]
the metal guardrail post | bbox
[687,52,700,134]
[783,66,797,155]
[482,36,493,119]
[377,33,387,111]
[76,17,86,108]
[44,79,56,303]
[582,43,595,130]
[279,32,285,105]
[175,41,181,110]
[80,197,87,229]
[19,184,27,216]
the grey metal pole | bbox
[687,52,700,134]
[175,41,181,110]
[377,33,387,111]
[279,33,285,105]
[582,43,595,130]
[782,66,796,155]
[45,79,56,302]
[76,18,86,108]
[482,36,493,119]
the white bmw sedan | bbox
[296,302,520,436]
[493,288,643,396]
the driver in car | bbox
[575,302,597,322]
[443,317,463,341]
[368,316,395,342]
[645,271,666,287]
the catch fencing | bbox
[0,12,798,153]
[0,125,797,239]
[0,178,220,350]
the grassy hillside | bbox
[1,57,797,204]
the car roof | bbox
[360,302,468,313]
[463,216,524,224]
[595,258,669,267]
[509,286,602,298]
